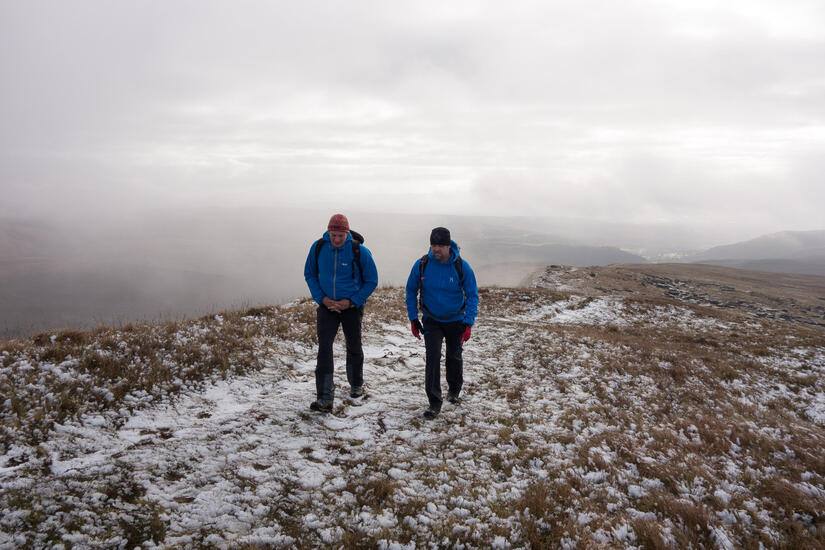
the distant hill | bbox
[686,230,825,276]
[692,230,825,260]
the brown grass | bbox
[632,518,671,550]
[348,476,400,509]
[513,479,578,549]
[0,299,323,452]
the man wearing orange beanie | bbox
[304,214,378,412]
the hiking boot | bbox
[422,406,441,420]
[447,391,461,404]
[309,400,333,413]
[349,386,364,398]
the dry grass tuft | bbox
[760,477,825,518]
[513,479,577,548]
[348,476,400,509]
[631,519,671,550]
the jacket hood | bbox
[428,239,459,263]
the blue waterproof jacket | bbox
[405,240,479,325]
[304,231,378,308]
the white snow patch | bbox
[714,489,731,505]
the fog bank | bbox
[2,208,658,337]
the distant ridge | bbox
[465,239,646,268]
[693,230,825,261]
[686,230,825,277]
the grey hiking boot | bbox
[447,391,461,404]
[422,406,441,420]
[309,400,333,413]
[349,386,364,398]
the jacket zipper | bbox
[332,247,338,300]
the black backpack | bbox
[314,230,364,283]
[417,251,465,321]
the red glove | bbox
[460,324,472,344]
[411,320,423,339]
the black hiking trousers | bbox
[422,317,465,409]
[316,305,364,402]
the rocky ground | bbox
[530,263,825,327]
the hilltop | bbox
[680,230,825,277]
[693,230,825,262]
[1,264,824,548]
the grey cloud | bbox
[469,146,824,237]
[1,0,824,231]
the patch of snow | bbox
[714,489,732,505]
[628,485,645,498]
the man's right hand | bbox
[411,319,423,339]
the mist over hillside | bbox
[3,210,823,338]
[1,209,650,338]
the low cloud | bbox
[1,1,823,232]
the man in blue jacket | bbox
[405,227,479,419]
[304,214,379,412]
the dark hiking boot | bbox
[422,406,441,420]
[349,386,364,398]
[447,392,461,404]
[310,400,333,413]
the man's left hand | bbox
[460,324,472,344]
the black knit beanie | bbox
[430,227,451,246]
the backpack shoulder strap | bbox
[455,255,464,284]
[418,254,429,287]
[417,254,428,313]
[351,240,361,282]
[313,238,325,274]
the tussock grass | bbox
[0,299,318,453]
[347,477,401,509]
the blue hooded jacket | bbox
[405,240,479,325]
[304,231,378,308]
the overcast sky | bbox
[2,0,824,237]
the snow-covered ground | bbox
[2,284,824,548]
